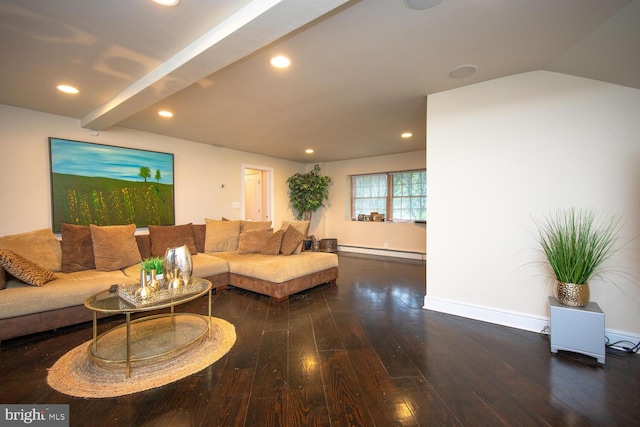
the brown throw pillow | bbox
[279,221,310,254]
[260,229,284,255]
[280,225,305,256]
[192,224,206,253]
[204,219,240,252]
[237,229,273,254]
[60,223,96,272]
[0,249,56,286]
[148,223,197,257]
[90,224,142,271]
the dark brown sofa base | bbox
[228,267,339,301]
[0,272,228,344]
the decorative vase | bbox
[555,281,590,307]
[148,269,161,292]
[164,245,193,286]
[136,269,154,299]
[167,267,185,289]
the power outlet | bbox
[383,242,388,249]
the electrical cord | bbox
[605,336,640,355]
[542,326,639,356]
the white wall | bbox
[321,151,427,254]
[0,104,426,257]
[0,105,304,236]
[425,71,640,336]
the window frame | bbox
[350,169,426,222]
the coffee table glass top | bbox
[85,277,212,314]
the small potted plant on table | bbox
[141,256,164,280]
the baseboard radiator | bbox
[338,245,426,261]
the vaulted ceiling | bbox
[1,0,638,162]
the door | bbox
[242,164,273,223]
[244,170,262,221]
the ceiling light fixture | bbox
[305,149,314,154]
[404,0,444,10]
[158,110,174,118]
[270,55,291,69]
[152,0,180,6]
[448,64,477,79]
[401,132,413,138]
[57,84,79,94]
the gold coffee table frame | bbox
[84,278,212,378]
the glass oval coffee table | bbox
[84,278,212,378]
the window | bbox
[351,170,426,221]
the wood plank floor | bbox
[1,253,639,426]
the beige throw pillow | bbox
[90,224,142,271]
[240,220,272,232]
[205,219,240,252]
[0,228,62,272]
[237,229,273,254]
[0,249,56,286]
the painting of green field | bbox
[51,173,174,233]
[49,138,175,232]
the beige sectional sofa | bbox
[0,220,338,342]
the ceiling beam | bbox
[82,0,350,130]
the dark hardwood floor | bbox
[1,253,639,426]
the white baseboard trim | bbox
[338,245,426,261]
[423,296,548,333]
[423,296,640,354]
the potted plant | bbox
[286,164,332,222]
[535,208,623,307]
[141,256,164,279]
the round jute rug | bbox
[47,316,236,398]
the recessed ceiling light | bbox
[404,0,444,10]
[270,55,291,69]
[152,0,180,6]
[158,110,173,118]
[305,149,314,154]
[448,65,477,79]
[401,132,413,138]
[57,84,79,94]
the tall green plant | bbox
[535,208,622,284]
[286,164,332,221]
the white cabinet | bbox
[549,296,605,363]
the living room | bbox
[1,0,640,424]
[1,0,639,340]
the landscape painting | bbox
[49,138,175,233]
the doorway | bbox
[241,164,274,223]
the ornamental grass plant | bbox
[141,256,164,275]
[536,208,623,285]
